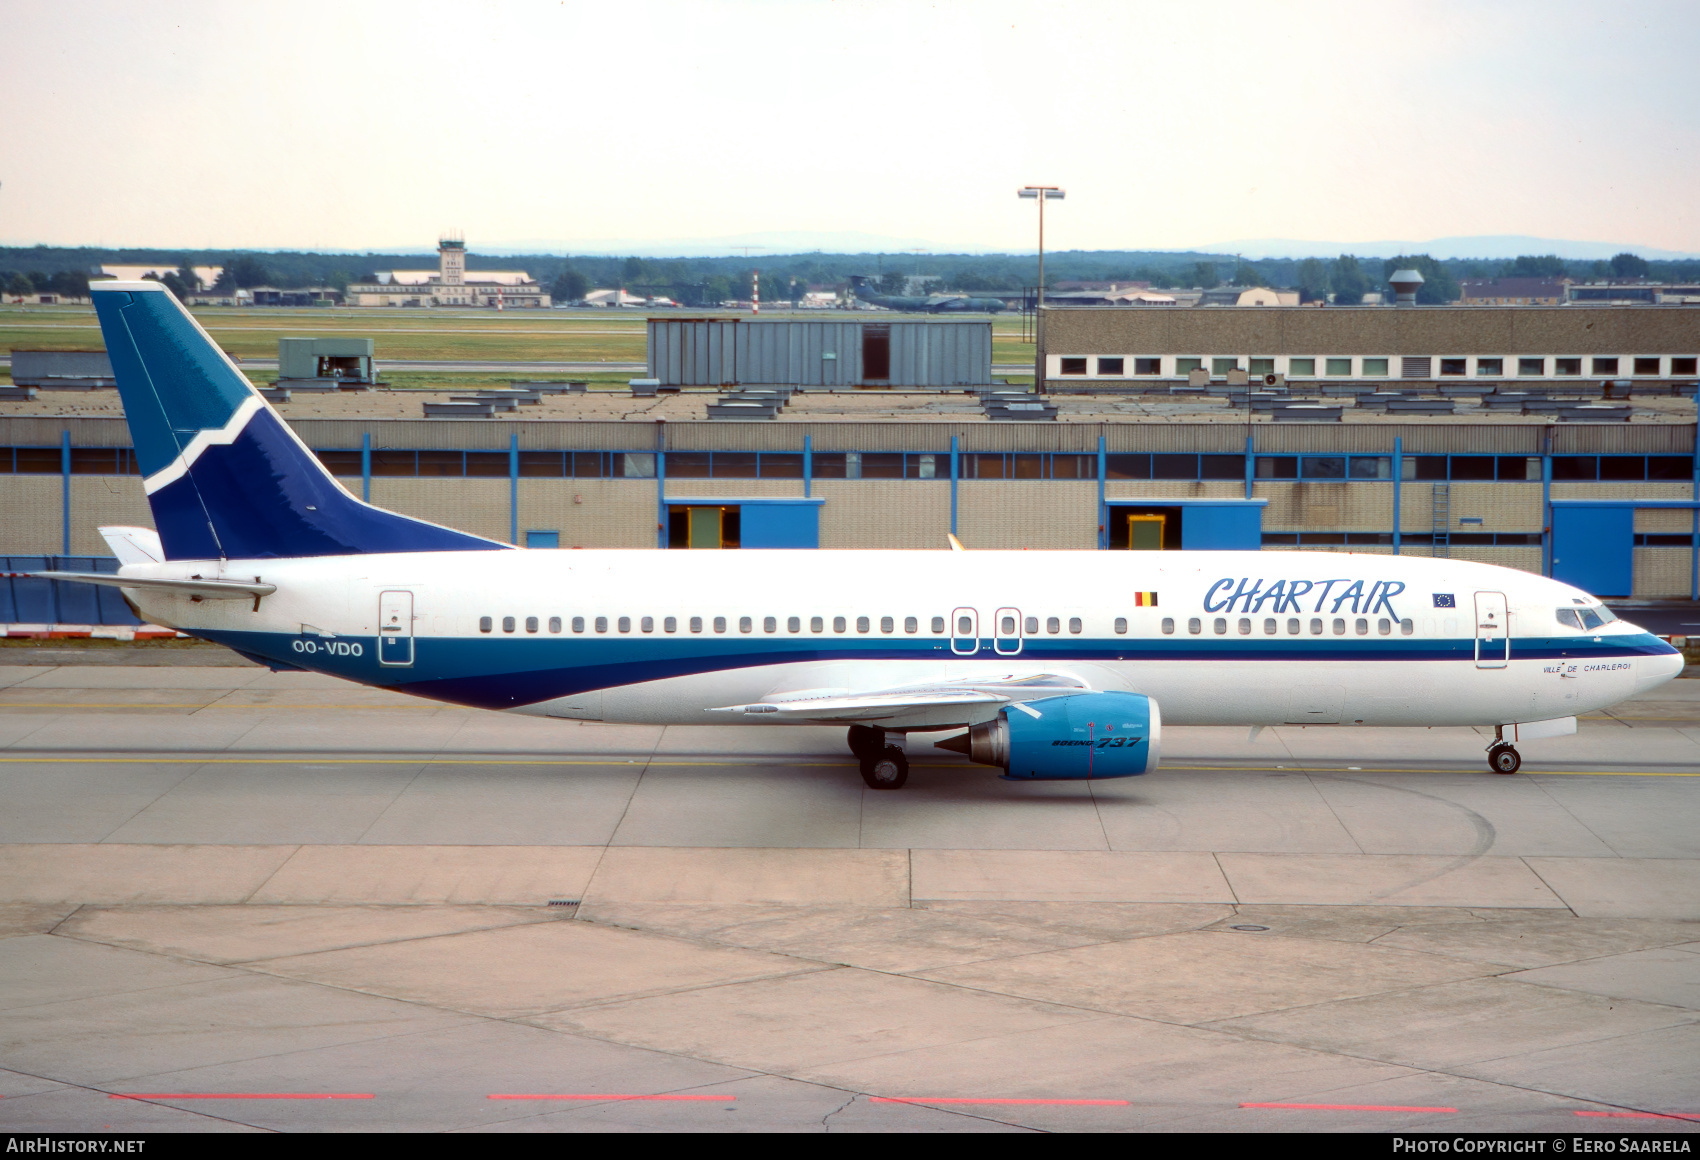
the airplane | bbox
[38,280,1682,790]
[847,274,1008,314]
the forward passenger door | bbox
[1474,591,1509,669]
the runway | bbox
[1,661,1696,1133]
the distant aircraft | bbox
[36,281,1684,791]
[848,274,1006,314]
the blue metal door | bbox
[1552,506,1633,596]
[378,590,414,666]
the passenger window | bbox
[1114,617,1127,635]
[1025,616,1039,634]
[1377,618,1390,635]
[905,617,918,634]
[1213,618,1227,634]
[1237,618,1251,635]
[788,616,801,633]
[740,616,753,633]
[572,616,585,633]
[1069,618,1083,634]
[689,616,702,633]
[931,616,945,634]
[664,616,677,633]
[641,616,654,633]
[999,616,1015,635]
[1310,618,1323,635]
[713,616,726,633]
[1287,618,1299,635]
[1400,618,1414,636]
[881,616,894,633]
[763,616,777,633]
[957,615,972,634]
[835,616,848,633]
[811,616,824,633]
[858,616,871,634]
[1161,617,1174,635]
[1355,618,1368,635]
[618,616,631,634]
[503,616,516,634]
[1263,618,1277,635]
[1187,618,1201,634]
[548,616,562,634]
[525,616,539,634]
[1047,617,1060,634]
[1332,618,1346,635]
[479,616,493,633]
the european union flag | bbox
[1433,593,1456,608]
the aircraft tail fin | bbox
[90,281,507,561]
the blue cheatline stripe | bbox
[192,629,1676,712]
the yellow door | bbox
[688,506,723,549]
[1128,514,1166,550]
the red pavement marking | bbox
[108,1093,373,1100]
[1575,1110,1700,1122]
[488,1094,735,1102]
[1242,1102,1458,1113]
[870,1097,1130,1106]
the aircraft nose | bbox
[1635,646,1686,694]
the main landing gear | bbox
[1487,726,1521,775]
[848,725,909,790]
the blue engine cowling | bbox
[935,691,1161,780]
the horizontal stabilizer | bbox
[29,572,276,600]
[98,526,164,566]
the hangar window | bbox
[1592,357,1619,375]
[931,616,945,634]
[1249,358,1275,376]
[549,617,562,634]
[739,617,753,633]
[1440,359,1467,376]
[1134,358,1161,375]
[1638,534,1695,547]
[1176,358,1204,375]
[1161,618,1175,635]
[479,617,492,633]
[836,617,848,633]
[1060,357,1088,375]
[525,617,539,634]
[905,617,918,634]
[1518,358,1546,376]
[1554,358,1582,375]
[573,617,586,633]
[1325,358,1352,376]
[618,617,631,634]
[1362,358,1389,376]
[664,617,677,633]
[1476,358,1503,376]
[1673,358,1697,375]
[1187,618,1201,634]
[1098,358,1125,375]
[858,616,871,634]
[1301,457,1345,480]
[713,616,727,633]
[1288,358,1315,376]
[1114,618,1127,634]
[1212,358,1241,375]
[503,617,516,634]
[811,617,823,633]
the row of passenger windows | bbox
[477,614,1106,636]
[1163,616,1415,637]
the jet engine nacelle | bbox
[936,691,1161,780]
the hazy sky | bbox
[2,0,1697,254]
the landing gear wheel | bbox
[847,725,884,760]
[861,746,909,790]
[1488,744,1522,775]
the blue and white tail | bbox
[90,281,508,560]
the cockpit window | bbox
[1578,608,1605,630]
[1596,606,1617,624]
[1556,608,1582,630]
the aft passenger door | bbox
[378,590,415,666]
[1474,591,1509,669]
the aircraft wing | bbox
[27,572,276,600]
[709,671,1092,722]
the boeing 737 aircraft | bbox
[42,281,1682,789]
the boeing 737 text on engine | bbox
[37,281,1682,788]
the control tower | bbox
[438,235,465,287]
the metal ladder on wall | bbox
[1432,482,1451,558]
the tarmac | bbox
[0,658,1696,1133]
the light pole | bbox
[1019,186,1064,390]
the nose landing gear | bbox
[1487,726,1521,774]
[848,725,909,789]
